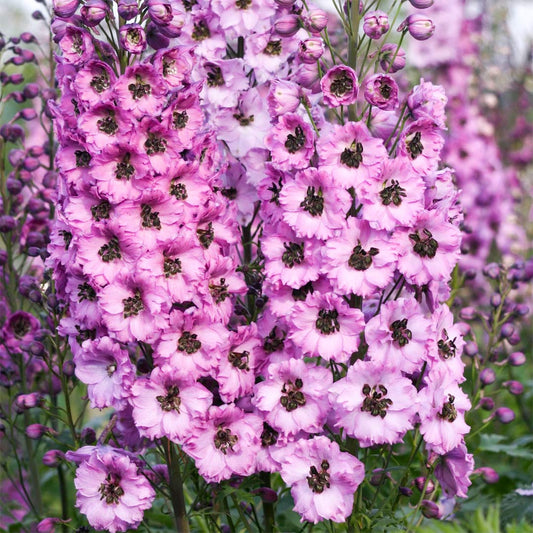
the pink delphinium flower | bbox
[278,167,350,240]
[183,404,262,482]
[74,60,117,106]
[322,218,398,297]
[58,26,95,66]
[433,442,474,498]
[71,446,155,533]
[363,74,399,110]
[253,358,332,436]
[398,119,444,175]
[289,291,365,363]
[265,113,316,171]
[202,59,249,108]
[320,65,359,107]
[317,121,387,188]
[365,297,432,373]
[278,436,365,523]
[407,79,447,129]
[130,365,212,443]
[329,360,418,446]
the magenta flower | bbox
[58,26,95,66]
[74,60,117,106]
[279,436,364,523]
[183,405,262,482]
[265,113,316,171]
[202,59,249,108]
[329,360,418,446]
[322,218,398,297]
[320,65,359,108]
[119,24,147,54]
[253,358,332,436]
[407,80,447,129]
[363,74,399,110]
[363,10,389,40]
[433,443,474,498]
[365,297,432,374]
[289,291,365,363]
[317,121,387,188]
[71,446,155,533]
[398,119,444,175]
[130,365,212,443]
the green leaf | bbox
[479,435,533,459]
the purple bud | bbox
[29,341,46,357]
[32,10,45,20]
[42,88,57,101]
[8,91,26,103]
[363,11,389,40]
[221,526,231,533]
[476,467,499,484]
[409,0,434,7]
[298,37,325,64]
[1,124,25,142]
[26,424,54,439]
[9,148,25,167]
[479,397,494,411]
[268,79,301,115]
[464,269,477,280]
[119,24,147,54]
[507,332,521,346]
[490,293,502,307]
[145,22,170,50]
[20,32,37,44]
[15,392,42,410]
[500,323,515,339]
[464,341,478,357]
[43,450,65,467]
[480,368,496,386]
[17,108,38,121]
[81,0,109,26]
[421,500,441,519]
[380,43,406,73]
[62,360,76,377]
[0,250,7,266]
[304,10,328,33]
[494,407,515,424]
[401,14,435,41]
[0,216,16,233]
[516,304,529,316]
[251,487,278,503]
[483,262,500,279]
[21,50,36,63]
[9,73,24,85]
[503,381,524,395]
[23,157,41,172]
[118,0,139,20]
[274,15,301,37]
[414,477,435,494]
[509,351,526,366]
[6,177,23,195]
[399,486,413,497]
[22,83,40,99]
[53,0,80,18]
[37,518,62,533]
[81,427,97,444]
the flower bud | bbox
[304,10,328,33]
[490,293,501,307]
[363,11,389,40]
[15,392,43,410]
[483,262,500,279]
[33,10,45,20]
[81,427,97,444]
[0,215,16,233]
[43,450,65,467]
[252,487,278,503]
[479,397,494,411]
[148,0,173,25]
[37,517,63,533]
[515,304,529,316]
[476,467,499,484]
[421,500,441,519]
[0,124,25,142]
[414,477,435,494]
[480,368,496,386]
[53,0,79,18]
[268,79,301,115]
[500,323,514,339]
[509,351,526,366]
[379,43,406,73]
[26,424,55,439]
[298,37,324,64]
[399,486,413,497]
[20,32,37,44]
[274,15,300,37]
[62,359,76,377]
[401,14,435,41]
[409,0,434,7]
[119,24,147,54]
[22,83,40,99]
[503,380,524,395]
[118,0,139,20]
[6,177,23,195]
[494,407,515,424]
[80,0,109,26]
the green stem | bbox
[164,439,191,533]
[260,472,275,533]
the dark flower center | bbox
[340,141,364,168]
[380,179,406,206]
[12,316,31,338]
[280,378,306,411]
[141,204,161,229]
[348,244,379,271]
[98,236,122,262]
[409,228,439,258]
[330,73,353,97]
[390,318,412,347]
[76,326,96,344]
[75,150,92,167]
[284,125,306,154]
[209,277,229,303]
[228,350,250,371]
[192,20,210,41]
[106,363,116,377]
[71,98,80,115]
[197,222,214,248]
[361,383,393,418]
[406,131,424,159]
[300,186,324,216]
[173,111,189,129]
[60,230,72,250]
[90,71,110,93]
[236,0,251,8]
[115,153,135,180]
[292,281,314,301]
[97,114,118,136]
[220,187,237,199]
[267,177,283,205]
[437,329,457,360]
[98,473,124,505]
[206,65,225,87]
[182,0,197,11]
[78,282,96,302]
[126,28,143,45]
[316,308,340,335]
[170,178,188,200]
[379,82,392,99]
[91,199,111,221]
[260,422,279,447]
[264,40,282,56]
[71,35,83,55]
[438,394,457,422]
[123,289,144,318]
[128,74,152,100]
[281,241,304,268]
[163,255,182,277]
[214,426,238,454]
[263,326,285,353]
[177,331,202,354]
[144,133,167,155]
[307,460,331,494]
[162,58,176,78]
[157,384,181,412]
[233,112,255,127]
